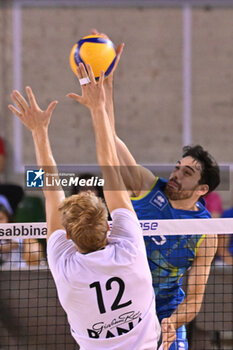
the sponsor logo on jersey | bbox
[87,310,142,339]
[150,191,168,210]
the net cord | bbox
[0,218,233,239]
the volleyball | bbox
[69,34,117,79]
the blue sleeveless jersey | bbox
[131,177,211,321]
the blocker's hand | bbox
[8,86,58,132]
[91,28,124,83]
[161,318,176,350]
[67,63,106,111]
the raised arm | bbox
[67,64,135,214]
[167,234,217,329]
[8,87,65,240]
[91,29,156,197]
[216,234,233,266]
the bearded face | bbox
[164,179,200,201]
[164,156,204,201]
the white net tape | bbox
[0,218,233,239]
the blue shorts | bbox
[168,325,188,350]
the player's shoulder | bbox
[111,207,137,218]
[195,198,211,218]
[131,176,167,200]
[111,208,140,229]
[47,229,71,256]
[131,167,159,197]
[110,208,143,242]
[47,229,66,244]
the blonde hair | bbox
[59,191,108,253]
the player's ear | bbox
[197,184,209,197]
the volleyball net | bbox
[0,219,232,350]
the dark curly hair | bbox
[182,145,220,194]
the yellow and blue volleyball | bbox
[69,34,117,79]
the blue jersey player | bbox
[95,30,220,350]
[130,169,217,350]
[113,146,218,350]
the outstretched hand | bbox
[91,28,124,84]
[67,63,105,111]
[8,86,58,132]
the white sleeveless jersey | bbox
[47,208,160,350]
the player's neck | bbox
[169,198,199,211]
